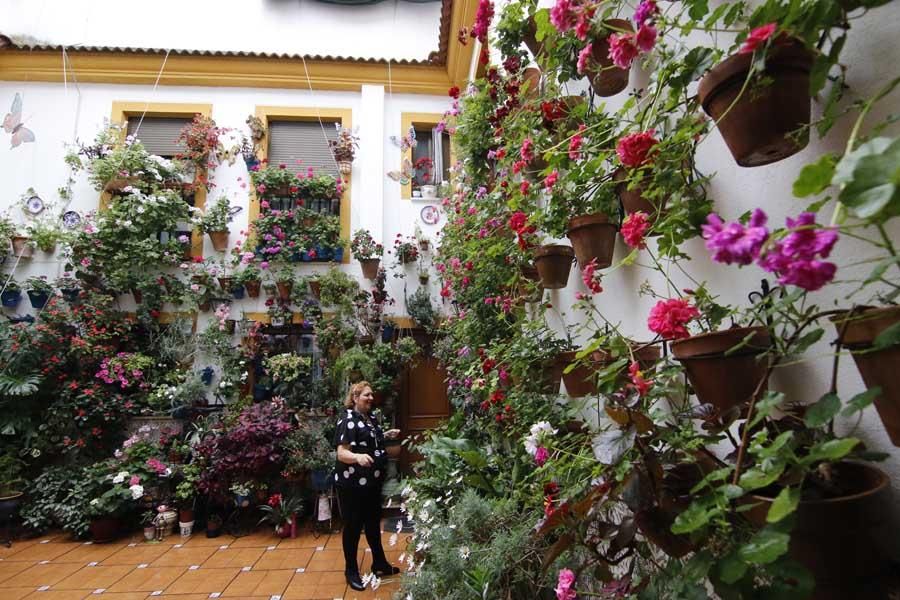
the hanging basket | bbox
[698,39,813,167]
[359,258,381,280]
[566,213,618,269]
[533,245,574,289]
[587,20,633,97]
[832,306,900,446]
[670,326,771,412]
[208,230,230,252]
[339,161,353,175]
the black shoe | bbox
[372,562,401,577]
[346,570,365,591]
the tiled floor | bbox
[0,526,409,600]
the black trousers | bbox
[338,485,388,574]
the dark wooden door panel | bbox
[399,352,450,473]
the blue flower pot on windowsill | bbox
[231,286,245,300]
[332,247,345,262]
[61,288,80,304]
[301,252,313,262]
[1,290,21,307]
[290,252,301,263]
[8,315,35,325]
[244,156,260,171]
[27,291,49,309]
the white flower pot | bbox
[179,521,194,537]
[421,185,437,199]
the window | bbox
[125,117,190,158]
[400,112,455,199]
[267,120,340,178]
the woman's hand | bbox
[384,428,401,440]
[355,453,374,467]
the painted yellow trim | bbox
[109,102,212,258]
[0,0,479,94]
[243,312,308,325]
[251,106,352,264]
[399,112,456,200]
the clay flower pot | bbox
[587,20,634,97]
[208,230,229,252]
[566,213,618,268]
[558,350,597,397]
[670,326,771,412]
[536,358,566,395]
[614,169,668,222]
[359,258,381,280]
[244,279,261,298]
[517,264,544,303]
[276,281,293,301]
[309,280,321,299]
[833,306,900,446]
[10,236,33,258]
[132,289,143,304]
[89,517,122,543]
[523,16,542,59]
[748,462,894,599]
[523,67,542,100]
[533,244,574,289]
[698,39,814,167]
[217,277,234,292]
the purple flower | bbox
[702,209,769,265]
[758,213,838,291]
[633,0,659,25]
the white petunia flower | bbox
[459,546,470,560]
[129,484,144,499]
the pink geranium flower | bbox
[622,211,650,249]
[556,568,577,600]
[635,24,657,52]
[647,298,700,340]
[581,258,603,294]
[550,0,577,32]
[739,23,777,55]
[609,33,640,69]
[616,130,659,168]
[534,446,549,466]
[576,43,593,74]
[758,212,838,291]
[702,208,769,265]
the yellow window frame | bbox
[400,112,455,200]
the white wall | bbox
[0,80,452,325]
[0,0,443,62]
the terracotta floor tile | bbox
[344,578,401,600]
[182,534,237,547]
[227,533,278,548]
[163,567,240,595]
[92,594,149,600]
[0,560,36,583]
[4,543,82,562]
[304,550,345,572]
[284,570,349,599]
[106,566,185,592]
[274,534,324,549]
[0,540,40,559]
[150,546,217,567]
[252,548,314,571]
[102,544,175,566]
[20,590,90,599]
[54,564,133,589]
[202,546,266,569]
[221,568,293,597]
[54,542,125,564]
[0,589,34,600]
[2,562,84,587]
[150,595,212,599]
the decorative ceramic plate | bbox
[24,194,44,215]
[420,205,441,225]
[62,210,82,229]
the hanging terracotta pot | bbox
[832,306,900,446]
[208,230,229,252]
[558,350,597,397]
[359,258,381,279]
[533,245,574,289]
[309,280,321,299]
[670,326,771,412]
[697,39,814,167]
[198,300,211,312]
[587,20,633,97]
[566,213,618,268]
[562,95,586,131]
[591,343,661,387]
[244,279,261,298]
[523,67,542,100]
[614,169,668,222]
[523,16,542,59]
[748,462,895,599]
[276,281,293,301]
[536,358,566,395]
[218,277,235,292]
[10,236,33,258]
[517,264,543,302]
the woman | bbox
[333,381,401,590]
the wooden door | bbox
[398,354,451,473]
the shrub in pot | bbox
[24,275,53,309]
[199,195,237,252]
[351,229,383,280]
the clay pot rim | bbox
[670,325,771,358]
[697,38,815,111]
[567,212,618,231]
[750,462,889,506]
[599,18,634,36]
[358,257,381,263]
[534,244,575,259]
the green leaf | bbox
[671,500,715,535]
[688,0,710,21]
[722,484,744,500]
[738,529,790,564]
[793,154,836,198]
[803,437,860,465]
[793,328,825,354]
[874,321,900,349]
[766,487,800,523]
[836,137,900,220]
[750,392,784,428]
[739,463,785,491]
[718,552,748,584]
[803,393,841,428]
[841,387,881,417]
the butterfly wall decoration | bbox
[386,126,417,184]
[2,94,36,149]
[389,126,417,152]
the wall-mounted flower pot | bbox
[198,300,211,312]
[523,67,542,100]
[10,236,32,258]
[1,290,21,307]
[315,246,333,262]
[591,343,661,388]
[558,350,597,397]
[518,265,544,302]
[218,277,235,293]
[748,462,895,598]
[244,155,260,171]
[309,280,321,299]
[276,281,293,301]
[535,358,566,395]
[670,326,771,412]
[833,306,900,446]
[207,231,229,252]
[332,247,345,262]
[566,213,618,268]
[89,517,122,543]
[132,289,143,304]
[359,258,381,280]
[533,244,574,289]
[244,280,261,298]
[26,290,49,309]
[231,286,245,300]
[698,39,814,167]
[613,169,669,222]
[523,16,542,59]
[588,20,633,97]
[339,161,352,175]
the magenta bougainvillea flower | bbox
[470,0,494,43]
[702,208,769,265]
[555,569,577,600]
[739,23,777,55]
[647,298,700,340]
[616,130,659,168]
[622,211,651,249]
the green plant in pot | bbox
[198,195,237,252]
[25,217,64,254]
[351,229,383,279]
[405,287,437,330]
[0,454,25,515]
